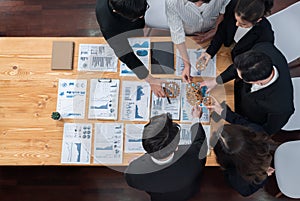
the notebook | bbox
[150,41,175,74]
[51,41,74,70]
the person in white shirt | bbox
[165,0,230,83]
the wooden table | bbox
[0,37,234,166]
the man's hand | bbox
[200,78,217,93]
[191,105,203,118]
[207,95,223,115]
[182,65,192,83]
[144,74,165,97]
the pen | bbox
[163,87,171,104]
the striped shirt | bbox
[166,0,230,44]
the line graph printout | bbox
[61,123,92,164]
[78,44,118,72]
[56,79,87,119]
[124,124,146,153]
[121,81,151,121]
[88,79,119,120]
[120,38,150,76]
[94,123,123,164]
[176,48,216,77]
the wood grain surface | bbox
[0,37,234,166]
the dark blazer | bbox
[125,123,208,201]
[217,42,295,135]
[95,0,149,79]
[206,0,274,60]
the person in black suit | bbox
[212,124,276,196]
[203,42,295,135]
[198,0,274,68]
[95,0,165,97]
[125,106,208,201]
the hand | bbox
[192,28,216,44]
[199,52,211,66]
[206,95,223,116]
[200,78,217,93]
[266,167,275,176]
[144,75,165,97]
[191,105,202,118]
[182,64,192,83]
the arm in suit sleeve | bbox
[218,102,265,132]
[190,123,208,160]
[106,33,149,80]
[216,64,238,84]
[206,0,237,58]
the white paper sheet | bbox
[78,44,118,71]
[120,38,150,76]
[179,124,211,155]
[124,124,146,153]
[61,123,92,164]
[56,79,87,119]
[93,123,123,164]
[121,81,151,121]
[151,79,181,120]
[176,48,216,77]
[88,78,120,120]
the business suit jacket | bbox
[125,123,208,201]
[95,0,149,79]
[217,42,295,135]
[206,0,274,60]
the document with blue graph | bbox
[120,38,150,76]
[61,123,92,164]
[121,81,151,121]
[179,124,211,155]
[124,124,146,153]
[88,78,119,120]
[56,79,87,119]
[93,123,123,164]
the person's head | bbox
[233,50,273,84]
[213,124,274,184]
[234,0,274,27]
[109,0,149,21]
[142,113,180,160]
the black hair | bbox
[142,114,180,159]
[109,0,148,20]
[235,0,274,24]
[233,50,273,82]
[214,124,275,184]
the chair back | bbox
[282,77,300,131]
[274,140,300,198]
[267,2,300,63]
[145,0,169,29]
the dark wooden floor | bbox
[0,166,297,201]
[1,0,300,200]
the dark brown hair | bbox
[235,0,274,24]
[214,124,275,184]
